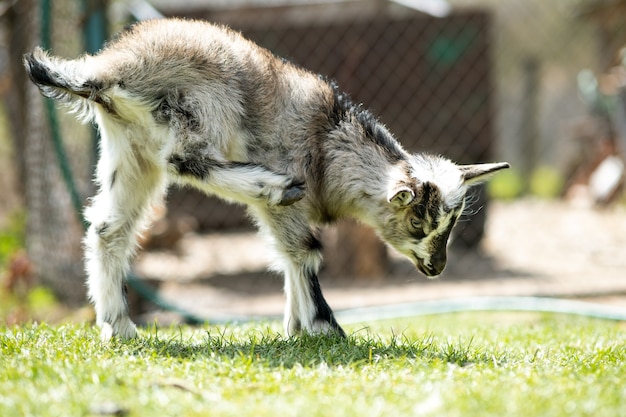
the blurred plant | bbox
[529,166,565,199]
[487,168,525,200]
[26,286,58,310]
[488,166,565,200]
[0,210,25,268]
[0,211,60,324]
[1,252,60,325]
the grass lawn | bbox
[1,312,625,417]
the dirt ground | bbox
[135,199,626,323]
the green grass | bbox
[1,313,625,417]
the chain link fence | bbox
[1,0,624,308]
[1,0,92,306]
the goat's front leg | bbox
[254,208,345,337]
[84,154,165,341]
[169,155,305,207]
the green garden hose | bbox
[38,0,204,324]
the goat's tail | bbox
[23,47,109,120]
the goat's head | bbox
[378,155,509,277]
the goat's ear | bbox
[387,185,415,207]
[460,162,510,186]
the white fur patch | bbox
[409,154,466,209]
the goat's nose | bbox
[430,252,447,275]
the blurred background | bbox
[1,0,625,325]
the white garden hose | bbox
[335,296,626,324]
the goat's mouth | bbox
[412,253,442,278]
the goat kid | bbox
[24,18,509,340]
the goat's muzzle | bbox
[414,252,446,277]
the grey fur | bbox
[24,18,509,340]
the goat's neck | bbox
[319,136,405,226]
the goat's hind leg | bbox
[85,150,165,341]
[169,155,305,207]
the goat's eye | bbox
[410,218,427,239]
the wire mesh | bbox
[1,0,625,307]
[159,4,506,280]
[0,0,91,306]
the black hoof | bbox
[279,182,305,206]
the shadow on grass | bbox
[121,329,498,368]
